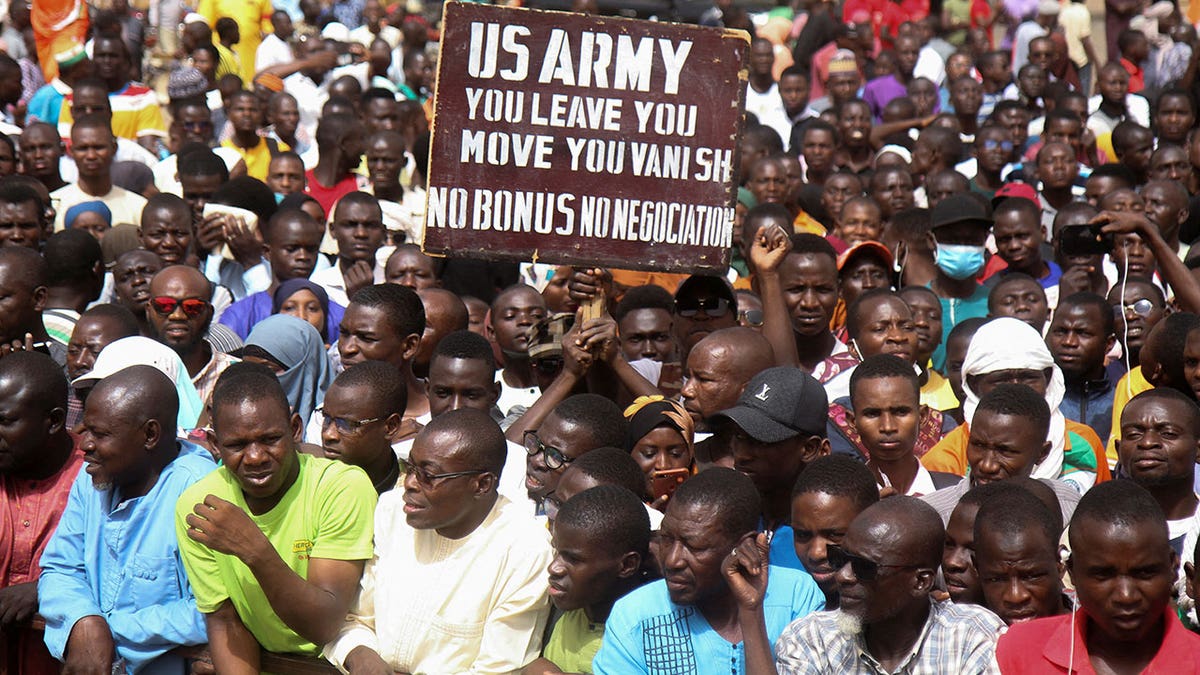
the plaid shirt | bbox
[775,600,1003,675]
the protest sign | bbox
[422,2,750,274]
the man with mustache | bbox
[774,497,1004,673]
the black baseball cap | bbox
[711,366,828,443]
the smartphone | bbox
[650,468,690,501]
[1058,224,1113,256]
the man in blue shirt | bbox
[38,365,215,674]
[594,468,825,674]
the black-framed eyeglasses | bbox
[524,430,574,470]
[542,492,563,519]
[399,456,488,487]
[826,544,920,582]
[676,297,730,318]
[739,308,764,327]
[316,407,381,434]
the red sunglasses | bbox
[150,296,209,317]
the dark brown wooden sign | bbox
[422,2,750,273]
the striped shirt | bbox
[57,82,166,140]
[775,600,1004,675]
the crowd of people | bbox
[7,0,1200,673]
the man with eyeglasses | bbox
[177,363,376,669]
[772,497,1003,673]
[969,125,1012,201]
[319,361,405,495]
[147,265,239,409]
[673,274,738,364]
[55,78,159,183]
[325,408,554,673]
[520,393,627,510]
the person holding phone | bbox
[624,396,694,509]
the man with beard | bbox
[39,367,213,673]
[146,265,238,408]
[773,497,1004,672]
[593,468,824,673]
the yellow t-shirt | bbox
[222,136,289,182]
[920,370,960,412]
[175,453,376,655]
[542,608,605,674]
[1106,365,1153,467]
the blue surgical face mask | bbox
[934,241,986,280]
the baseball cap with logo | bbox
[711,367,828,443]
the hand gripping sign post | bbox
[422,1,751,306]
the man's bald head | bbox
[853,496,945,569]
[696,327,775,381]
[149,264,210,296]
[91,365,179,443]
[420,407,506,475]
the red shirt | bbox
[0,437,84,674]
[843,0,883,30]
[1121,57,1145,93]
[997,608,1200,674]
[304,170,365,218]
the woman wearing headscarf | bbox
[243,314,333,422]
[64,201,112,241]
[920,317,1111,492]
[624,395,695,507]
[272,277,342,345]
[71,336,206,434]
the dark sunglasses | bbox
[524,430,574,470]
[676,297,730,318]
[739,308,764,327]
[149,296,209,317]
[826,544,920,581]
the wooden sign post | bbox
[422,2,750,278]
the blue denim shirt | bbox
[39,441,215,675]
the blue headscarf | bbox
[64,201,112,230]
[245,314,333,422]
[272,278,332,341]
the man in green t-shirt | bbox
[175,362,376,671]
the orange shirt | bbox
[921,419,1112,484]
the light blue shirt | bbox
[594,565,825,674]
[39,441,216,675]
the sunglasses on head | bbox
[676,297,730,318]
[826,544,920,582]
[150,296,209,317]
